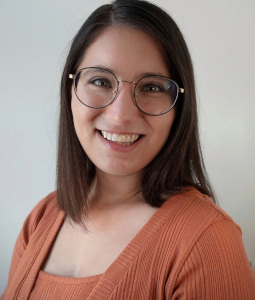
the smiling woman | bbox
[1,0,255,299]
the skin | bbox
[43,26,177,277]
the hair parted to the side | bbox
[57,0,216,225]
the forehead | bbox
[78,26,170,78]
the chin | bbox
[95,163,144,177]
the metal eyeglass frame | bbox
[69,67,185,116]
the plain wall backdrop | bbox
[0,0,254,293]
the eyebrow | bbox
[89,65,169,78]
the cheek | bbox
[71,96,104,163]
[71,97,98,129]
[143,111,176,165]
[71,98,83,136]
[150,109,176,139]
[71,98,92,147]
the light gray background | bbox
[0,0,254,293]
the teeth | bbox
[112,134,119,142]
[101,131,140,144]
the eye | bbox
[90,77,112,88]
[141,83,164,93]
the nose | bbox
[104,81,140,124]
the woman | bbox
[2,0,255,299]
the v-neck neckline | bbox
[43,196,171,281]
[84,192,187,299]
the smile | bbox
[100,130,141,146]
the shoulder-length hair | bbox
[57,0,215,224]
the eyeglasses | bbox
[69,67,184,116]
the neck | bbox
[90,168,144,211]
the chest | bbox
[43,209,157,278]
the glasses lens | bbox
[75,68,117,108]
[135,76,178,115]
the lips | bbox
[100,130,142,146]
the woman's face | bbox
[71,26,176,177]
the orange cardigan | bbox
[1,189,255,299]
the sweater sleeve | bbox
[167,218,255,299]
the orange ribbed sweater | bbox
[1,189,255,299]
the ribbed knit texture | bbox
[1,189,255,299]
[29,271,101,299]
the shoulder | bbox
[162,187,241,232]
[21,191,61,244]
[161,189,255,298]
[3,191,63,293]
[157,188,242,257]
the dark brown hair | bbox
[57,0,215,224]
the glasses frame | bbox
[69,67,184,116]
